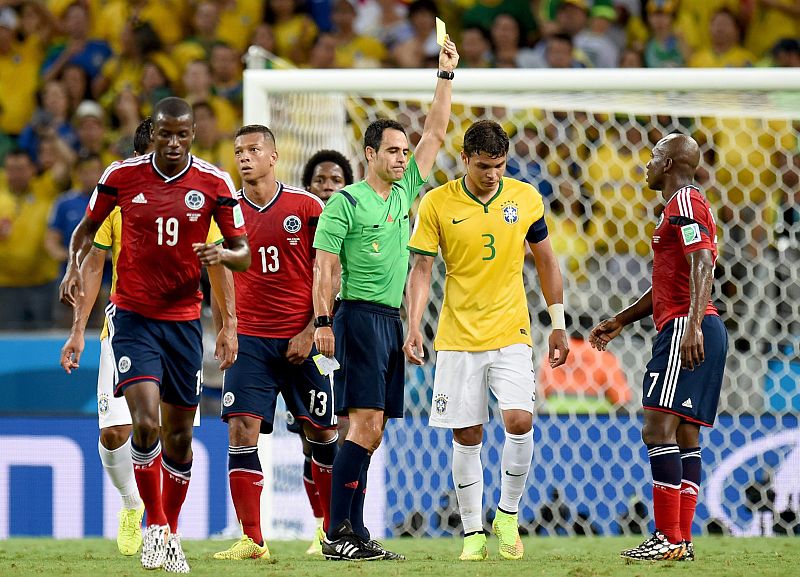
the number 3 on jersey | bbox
[258,246,280,272]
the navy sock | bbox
[350,454,371,540]
[308,433,339,467]
[328,440,369,539]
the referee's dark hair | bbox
[364,118,406,152]
[302,150,354,188]
[134,117,153,155]
[463,119,510,158]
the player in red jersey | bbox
[590,134,728,562]
[60,97,250,573]
[212,126,339,561]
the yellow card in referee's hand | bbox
[436,17,447,46]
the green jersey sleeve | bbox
[313,190,353,255]
[397,155,428,204]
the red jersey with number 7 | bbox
[235,183,324,338]
[651,185,719,332]
[86,154,246,321]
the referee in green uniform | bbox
[312,37,459,561]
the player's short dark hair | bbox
[153,97,193,123]
[364,118,406,152]
[234,124,276,146]
[134,117,153,155]
[463,120,509,158]
[302,150,354,188]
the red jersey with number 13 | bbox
[651,185,719,331]
[235,183,324,338]
[86,154,245,321]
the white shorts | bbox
[429,343,536,429]
[97,338,200,429]
[97,338,132,429]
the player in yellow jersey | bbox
[405,120,570,561]
[59,118,237,557]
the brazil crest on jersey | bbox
[408,176,548,351]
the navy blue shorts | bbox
[221,334,337,434]
[642,315,728,427]
[333,300,404,418]
[107,305,203,409]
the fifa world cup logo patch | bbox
[433,393,449,415]
[501,200,519,224]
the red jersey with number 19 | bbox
[235,183,324,338]
[651,185,719,331]
[86,154,246,321]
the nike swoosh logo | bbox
[505,471,526,477]
[451,218,469,224]
[457,481,479,489]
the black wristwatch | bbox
[314,315,334,328]
[437,69,454,80]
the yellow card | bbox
[436,17,447,46]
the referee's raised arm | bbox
[413,36,459,180]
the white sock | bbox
[453,440,483,534]
[98,437,141,510]
[498,429,534,514]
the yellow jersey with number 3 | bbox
[408,176,548,352]
[94,207,223,339]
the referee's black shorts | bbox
[332,300,405,418]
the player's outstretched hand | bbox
[60,332,84,374]
[548,329,570,369]
[402,328,425,365]
[589,318,623,351]
[287,327,314,365]
[193,242,224,266]
[314,326,335,358]
[59,266,83,307]
[215,324,238,370]
[439,36,459,72]
[679,325,704,371]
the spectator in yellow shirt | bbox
[182,60,238,137]
[265,0,319,66]
[0,150,61,329]
[689,9,756,68]
[0,8,42,135]
[331,0,388,68]
[191,102,239,188]
[745,0,800,59]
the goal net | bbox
[244,68,800,539]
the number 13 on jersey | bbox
[258,246,280,272]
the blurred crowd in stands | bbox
[0,0,798,330]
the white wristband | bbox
[548,303,566,331]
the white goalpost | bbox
[243,68,800,539]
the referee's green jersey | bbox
[313,156,427,308]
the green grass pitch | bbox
[0,536,796,577]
